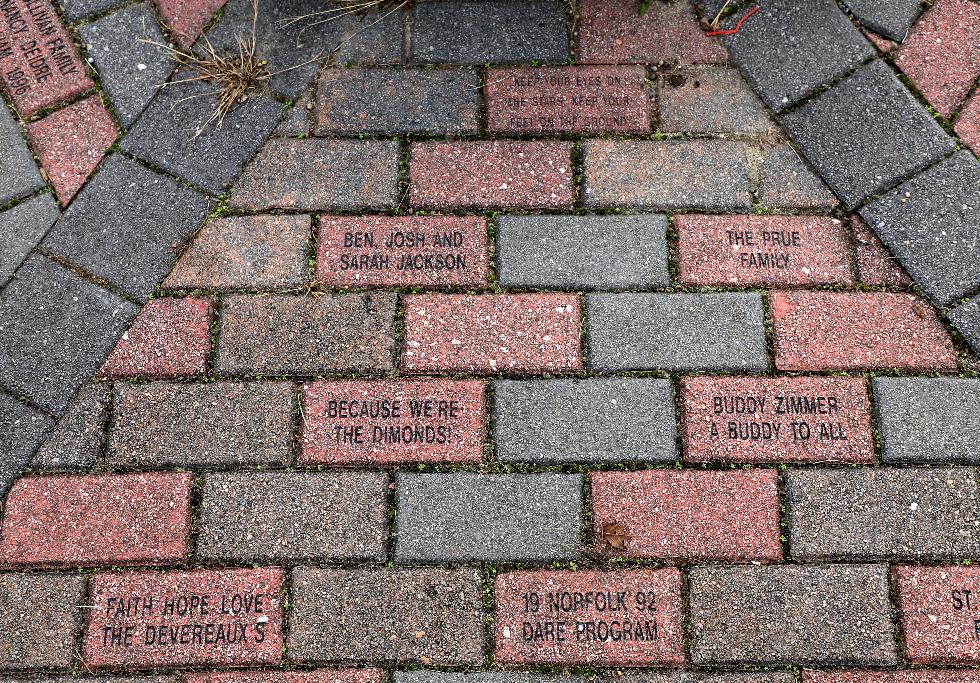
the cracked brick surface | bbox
[1,0,978,676]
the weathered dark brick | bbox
[0,193,59,285]
[0,392,53,493]
[779,61,956,210]
[586,293,769,372]
[412,1,568,64]
[689,565,898,665]
[785,467,980,560]
[109,381,295,468]
[757,144,839,211]
[197,471,388,563]
[288,567,485,665]
[395,473,583,562]
[164,215,311,291]
[78,4,174,127]
[950,296,980,355]
[493,378,676,464]
[0,104,44,205]
[859,151,980,307]
[0,255,137,415]
[315,67,479,135]
[496,215,669,290]
[217,293,398,375]
[120,75,284,195]
[0,572,86,670]
[721,0,875,111]
[660,66,772,134]
[583,140,752,210]
[874,378,980,464]
[31,383,109,472]
[42,154,212,301]
[231,139,400,211]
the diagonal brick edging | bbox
[0,0,403,490]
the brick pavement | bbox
[0,0,978,678]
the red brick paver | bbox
[486,66,651,134]
[27,95,117,205]
[577,0,726,65]
[590,470,783,561]
[0,472,193,567]
[401,294,582,374]
[894,0,980,118]
[850,216,913,288]
[955,91,980,154]
[409,141,574,210]
[300,379,486,466]
[494,569,684,665]
[83,567,284,669]
[681,376,875,464]
[894,565,980,664]
[676,215,853,287]
[157,0,228,49]
[770,291,957,371]
[98,297,211,378]
[317,215,488,288]
[0,0,94,115]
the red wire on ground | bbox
[705,5,760,36]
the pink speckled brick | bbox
[28,96,117,205]
[98,297,212,378]
[187,670,385,683]
[83,567,283,669]
[895,0,980,117]
[156,0,228,49]
[300,379,486,466]
[494,569,684,666]
[576,0,726,64]
[401,294,582,374]
[317,215,488,288]
[0,472,192,568]
[770,291,957,371]
[590,469,783,561]
[894,565,980,664]
[0,0,94,115]
[486,66,651,134]
[409,141,574,210]
[805,671,980,683]
[676,215,853,287]
[955,90,980,154]
[681,375,875,464]
[850,216,913,288]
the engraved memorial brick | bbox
[300,379,485,466]
[676,215,853,287]
[486,66,650,134]
[317,216,488,289]
[0,0,94,115]
[681,376,874,464]
[895,566,980,663]
[83,568,285,669]
[494,569,684,665]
